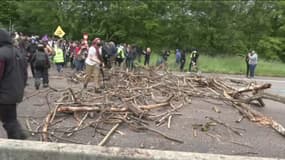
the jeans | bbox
[55,63,64,72]
[249,64,256,78]
[126,58,134,70]
[75,60,84,72]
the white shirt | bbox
[85,46,102,66]
[249,53,258,65]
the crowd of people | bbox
[0,29,259,140]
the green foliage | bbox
[1,0,285,62]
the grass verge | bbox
[135,53,285,77]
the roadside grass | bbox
[136,53,285,77]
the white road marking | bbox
[226,77,285,83]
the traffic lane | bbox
[221,75,285,96]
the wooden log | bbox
[230,83,271,96]
[263,92,285,104]
[151,93,174,103]
[127,103,144,116]
[57,106,128,113]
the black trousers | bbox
[0,104,17,124]
[0,104,26,139]
[180,59,185,71]
[116,57,124,66]
[246,63,250,77]
[35,66,49,87]
[30,62,35,78]
[144,55,150,66]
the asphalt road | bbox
[0,69,284,158]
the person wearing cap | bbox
[248,50,258,78]
[83,38,104,92]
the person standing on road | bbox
[176,49,181,66]
[248,50,258,78]
[26,39,38,77]
[116,45,125,67]
[83,38,104,92]
[144,47,151,66]
[0,29,27,139]
[53,41,65,73]
[245,52,250,78]
[189,50,199,72]
[180,50,186,72]
[31,43,50,89]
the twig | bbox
[230,140,253,149]
[206,116,243,136]
[167,115,172,129]
[98,122,121,146]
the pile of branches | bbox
[26,68,285,145]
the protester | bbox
[245,52,250,78]
[74,42,86,72]
[189,50,199,72]
[102,41,116,69]
[53,41,65,73]
[126,44,135,70]
[116,45,125,67]
[163,50,170,62]
[248,50,258,78]
[43,41,54,65]
[144,47,151,66]
[0,29,27,139]
[180,50,186,72]
[26,38,38,77]
[176,49,181,66]
[30,43,50,89]
[83,38,104,92]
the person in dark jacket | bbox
[31,43,50,89]
[180,50,186,72]
[27,39,38,77]
[0,29,27,139]
[245,52,250,78]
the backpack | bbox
[34,51,47,68]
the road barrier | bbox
[0,139,283,160]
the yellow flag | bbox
[54,26,65,38]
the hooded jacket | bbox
[0,29,27,104]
